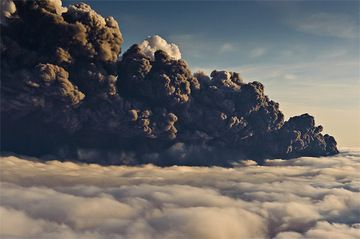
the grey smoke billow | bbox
[1,150,359,239]
[1,0,338,165]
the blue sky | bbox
[66,0,359,147]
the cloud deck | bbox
[1,150,359,238]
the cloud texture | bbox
[0,0,339,164]
[289,12,358,39]
[138,35,182,60]
[1,149,359,239]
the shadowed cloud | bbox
[1,0,338,166]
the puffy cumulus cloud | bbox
[1,149,359,239]
[1,0,16,21]
[138,35,182,60]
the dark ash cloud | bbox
[1,0,338,166]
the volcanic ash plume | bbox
[0,0,338,165]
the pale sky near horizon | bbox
[67,0,360,147]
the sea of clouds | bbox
[1,149,359,239]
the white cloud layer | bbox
[1,149,360,239]
[138,35,182,61]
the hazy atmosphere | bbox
[1,0,359,238]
